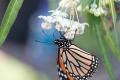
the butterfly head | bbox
[54,38,71,48]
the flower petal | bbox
[41,22,52,29]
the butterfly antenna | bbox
[52,29,60,40]
[35,40,54,45]
[42,29,49,37]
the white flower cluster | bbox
[89,0,107,16]
[89,4,105,16]
[58,0,80,15]
[39,0,88,40]
[76,0,110,17]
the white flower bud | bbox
[38,16,56,23]
[41,22,52,29]
[77,5,82,11]
[64,30,75,39]
[76,23,88,34]
[91,3,97,9]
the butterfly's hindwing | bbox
[57,49,70,80]
[58,44,98,80]
[57,65,68,80]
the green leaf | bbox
[108,0,119,49]
[101,16,120,60]
[108,0,116,27]
[86,14,115,80]
[0,0,24,46]
[94,17,115,80]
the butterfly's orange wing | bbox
[57,48,74,80]
[57,45,98,80]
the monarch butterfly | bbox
[54,38,98,80]
[36,30,98,80]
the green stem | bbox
[101,16,120,60]
[94,18,115,80]
[108,0,119,49]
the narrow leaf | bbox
[0,0,24,46]
[94,19,115,80]
[108,0,116,27]
[108,0,119,47]
[86,14,115,80]
[101,16,120,60]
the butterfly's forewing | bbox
[57,48,74,80]
[57,45,98,80]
